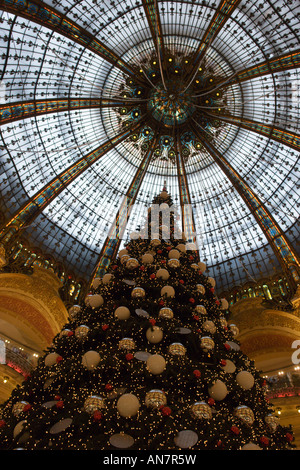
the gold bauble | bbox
[194,305,206,315]
[120,254,130,264]
[265,414,280,433]
[196,284,205,295]
[190,401,212,420]
[234,405,255,425]
[229,324,239,337]
[220,317,227,328]
[168,342,186,356]
[131,287,146,298]
[75,325,90,339]
[118,338,136,350]
[200,336,215,351]
[84,395,105,414]
[59,329,72,337]
[145,389,167,408]
[158,307,174,320]
[126,258,139,270]
[68,305,81,319]
[168,258,180,268]
[12,402,29,417]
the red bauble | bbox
[179,279,184,284]
[220,359,227,366]
[140,265,145,271]
[215,300,220,306]
[189,255,194,261]
[68,331,74,337]
[56,355,63,363]
[224,343,231,351]
[149,319,156,326]
[193,315,199,321]
[56,401,64,410]
[112,265,118,270]
[208,398,215,406]
[157,249,162,254]
[102,324,109,331]
[210,288,215,293]
[189,297,195,304]
[54,395,61,401]
[125,353,134,361]
[93,410,103,422]
[159,300,165,306]
[23,404,32,412]
[0,420,5,428]
[161,406,171,416]
[286,432,293,443]
[105,383,113,391]
[193,369,201,378]
[150,273,155,279]
[230,425,240,435]
[166,246,171,251]
[259,436,270,446]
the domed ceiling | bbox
[0,0,299,293]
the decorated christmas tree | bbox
[0,190,295,450]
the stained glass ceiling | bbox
[0,0,299,294]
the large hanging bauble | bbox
[190,401,212,420]
[156,268,169,280]
[236,371,255,390]
[142,253,154,264]
[208,379,228,401]
[115,306,131,320]
[44,352,60,367]
[207,277,216,287]
[88,294,104,308]
[92,278,101,289]
[117,393,140,417]
[82,350,101,370]
[168,258,180,268]
[75,325,90,340]
[84,395,105,414]
[220,298,229,310]
[151,238,161,247]
[126,258,139,270]
[109,433,134,449]
[174,430,198,448]
[12,402,29,417]
[196,284,205,295]
[131,287,146,298]
[234,405,255,426]
[265,414,280,433]
[118,338,136,350]
[146,326,163,344]
[168,249,180,259]
[198,262,206,272]
[145,389,167,408]
[194,304,206,315]
[68,304,81,319]
[202,320,216,334]
[229,324,239,337]
[102,273,114,284]
[146,354,166,375]
[161,285,175,297]
[200,336,215,351]
[158,307,174,320]
[221,359,236,373]
[168,343,186,356]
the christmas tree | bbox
[0,190,295,450]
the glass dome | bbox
[0,0,299,293]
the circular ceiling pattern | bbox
[0,0,299,294]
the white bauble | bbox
[82,350,100,370]
[221,359,236,373]
[115,306,131,320]
[156,268,169,280]
[168,249,180,259]
[236,371,255,390]
[102,273,113,284]
[88,294,104,308]
[176,243,186,252]
[161,285,175,297]
[202,320,216,334]
[241,443,262,450]
[13,420,27,439]
[92,277,101,289]
[208,380,228,401]
[146,326,163,344]
[220,298,229,310]
[142,253,154,264]
[44,352,60,367]
[146,354,166,375]
[198,262,206,272]
[118,248,128,258]
[207,277,216,287]
[117,393,140,417]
